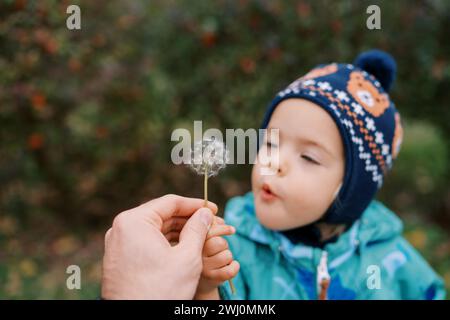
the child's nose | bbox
[276,159,288,177]
[269,151,288,177]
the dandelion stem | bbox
[203,165,235,295]
[204,167,208,207]
[229,279,236,295]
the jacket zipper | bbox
[316,251,330,300]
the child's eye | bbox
[301,154,320,165]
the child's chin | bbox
[255,203,313,231]
[255,208,288,231]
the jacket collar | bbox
[224,192,403,271]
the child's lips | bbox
[260,183,278,202]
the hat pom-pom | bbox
[354,49,397,92]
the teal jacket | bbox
[219,192,446,300]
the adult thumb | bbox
[177,207,213,254]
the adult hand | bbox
[101,194,218,299]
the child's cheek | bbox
[250,163,259,191]
[284,176,323,222]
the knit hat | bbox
[260,49,403,225]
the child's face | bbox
[251,98,345,230]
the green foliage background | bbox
[0,0,449,298]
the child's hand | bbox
[195,217,240,299]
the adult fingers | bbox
[142,194,218,220]
[176,207,213,255]
[128,194,218,229]
[162,217,188,234]
[164,231,180,243]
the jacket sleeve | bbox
[395,238,446,300]
[364,237,446,300]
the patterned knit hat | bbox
[260,50,403,225]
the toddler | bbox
[194,50,445,300]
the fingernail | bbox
[199,208,213,228]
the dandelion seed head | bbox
[190,138,229,177]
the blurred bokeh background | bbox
[0,0,449,299]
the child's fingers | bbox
[206,224,235,240]
[204,260,240,282]
[204,236,229,257]
[214,216,225,225]
[203,249,233,270]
